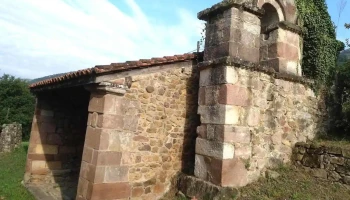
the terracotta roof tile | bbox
[30,52,201,89]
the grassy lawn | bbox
[176,165,350,200]
[2,142,350,200]
[0,142,35,200]
[239,165,350,200]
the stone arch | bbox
[258,0,285,22]
[257,0,297,24]
[261,3,280,29]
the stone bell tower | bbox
[192,0,302,189]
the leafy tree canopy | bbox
[0,74,35,140]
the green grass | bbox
[0,142,35,200]
[176,165,350,200]
[239,165,350,200]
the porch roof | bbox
[30,52,201,90]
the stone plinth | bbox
[0,123,22,153]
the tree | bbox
[0,74,35,140]
[345,23,350,47]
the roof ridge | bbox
[30,52,202,89]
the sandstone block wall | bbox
[25,87,90,185]
[293,142,350,185]
[0,123,22,153]
[195,66,324,185]
[77,61,199,200]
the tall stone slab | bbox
[195,1,263,188]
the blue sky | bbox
[0,0,349,79]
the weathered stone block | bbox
[198,87,206,105]
[80,162,105,183]
[180,171,241,199]
[104,166,129,183]
[205,86,220,105]
[194,154,208,179]
[247,107,260,127]
[91,151,122,166]
[46,161,62,169]
[97,114,124,129]
[31,160,47,171]
[218,84,250,106]
[82,147,94,163]
[328,171,341,181]
[330,157,345,165]
[234,144,251,159]
[89,183,131,199]
[132,187,144,197]
[221,158,248,187]
[312,168,327,179]
[196,138,234,159]
[88,94,105,113]
[85,127,109,150]
[216,125,251,144]
[108,131,133,152]
[343,176,350,185]
[301,154,320,168]
[27,154,55,161]
[198,105,240,125]
[197,125,207,139]
[34,144,58,154]
[199,66,238,87]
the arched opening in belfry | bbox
[261,3,280,29]
[260,3,280,67]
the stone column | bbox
[194,2,262,187]
[77,81,135,200]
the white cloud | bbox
[0,0,203,79]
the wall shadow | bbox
[180,58,202,175]
[29,86,90,200]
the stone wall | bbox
[293,142,350,185]
[0,123,22,153]
[25,87,90,189]
[195,66,325,186]
[77,61,199,200]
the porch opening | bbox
[25,86,90,200]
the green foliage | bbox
[0,74,35,140]
[333,58,350,132]
[346,23,350,47]
[295,0,344,88]
[327,22,350,135]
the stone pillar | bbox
[0,123,22,153]
[202,3,261,63]
[194,2,262,187]
[77,81,135,200]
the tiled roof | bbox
[30,52,200,89]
